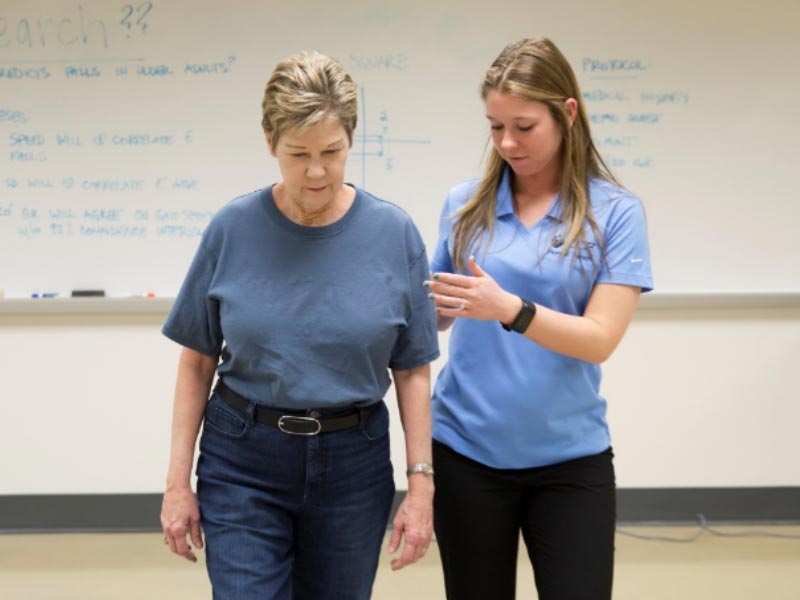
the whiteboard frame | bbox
[1,293,799,315]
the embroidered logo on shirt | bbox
[551,234,564,248]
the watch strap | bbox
[501,297,536,333]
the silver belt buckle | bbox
[278,415,322,436]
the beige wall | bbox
[1,305,798,494]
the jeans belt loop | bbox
[245,398,256,426]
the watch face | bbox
[407,464,434,476]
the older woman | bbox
[160,51,438,599]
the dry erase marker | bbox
[71,289,106,297]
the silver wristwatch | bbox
[406,463,435,476]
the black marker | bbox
[71,289,106,297]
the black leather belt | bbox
[215,381,376,436]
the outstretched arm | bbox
[427,256,641,364]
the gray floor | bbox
[1,526,799,599]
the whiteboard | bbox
[1,0,798,296]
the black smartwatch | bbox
[501,297,537,333]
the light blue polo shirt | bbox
[430,167,653,469]
[163,185,439,409]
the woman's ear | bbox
[564,98,578,127]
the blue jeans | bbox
[196,392,395,600]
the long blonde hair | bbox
[451,37,619,270]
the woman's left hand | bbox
[426,256,521,323]
[388,481,433,570]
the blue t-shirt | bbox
[163,185,439,409]
[430,167,653,469]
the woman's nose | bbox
[307,161,325,178]
[500,131,517,151]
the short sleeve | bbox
[597,198,654,292]
[389,247,440,370]
[430,193,455,274]
[162,242,223,356]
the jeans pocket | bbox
[203,393,249,439]
[360,401,389,441]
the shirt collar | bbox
[495,165,564,222]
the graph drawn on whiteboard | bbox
[350,87,431,188]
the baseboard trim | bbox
[615,487,800,523]
[1,487,798,533]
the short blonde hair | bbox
[261,51,358,149]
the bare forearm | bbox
[448,285,617,364]
[429,264,641,365]
[166,348,217,490]
[517,301,618,364]
[392,364,434,494]
[499,285,641,364]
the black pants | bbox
[433,440,616,600]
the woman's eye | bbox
[323,149,339,155]
[291,153,308,158]
[490,125,503,131]
[517,125,533,132]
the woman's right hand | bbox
[161,485,203,562]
